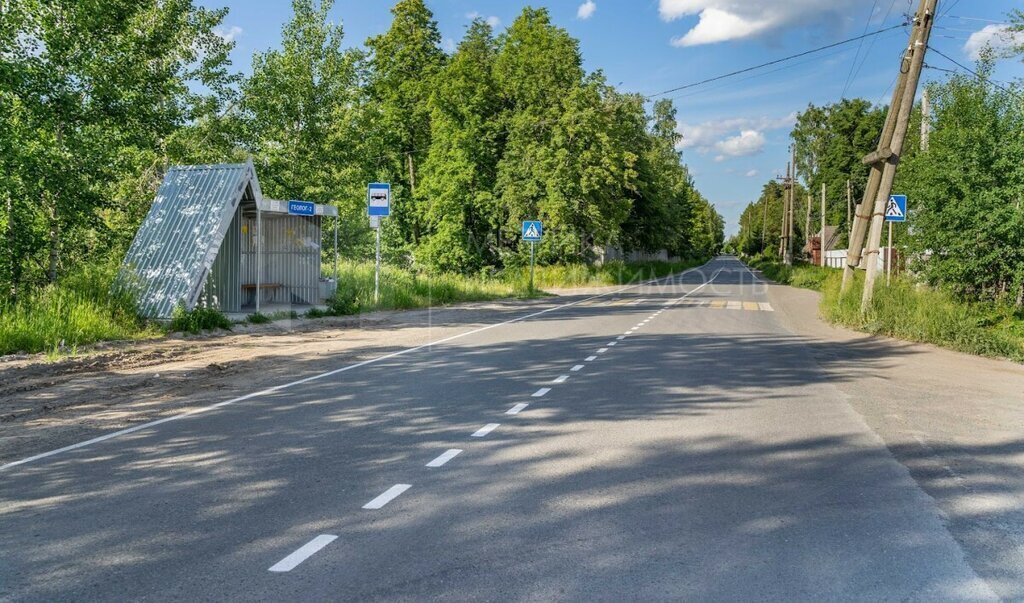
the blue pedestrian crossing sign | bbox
[885,195,907,222]
[522,220,543,242]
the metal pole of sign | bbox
[334,216,339,284]
[529,241,535,294]
[375,223,381,304]
[886,221,893,286]
[256,206,262,315]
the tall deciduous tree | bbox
[416,20,502,273]
[365,0,446,253]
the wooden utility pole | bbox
[861,0,936,310]
[846,179,852,237]
[780,160,793,265]
[804,193,812,256]
[761,195,769,252]
[843,0,936,303]
[921,87,930,152]
[784,146,796,266]
[821,183,827,267]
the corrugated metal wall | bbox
[240,214,321,307]
[205,208,242,313]
[120,164,250,318]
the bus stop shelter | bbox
[120,160,339,319]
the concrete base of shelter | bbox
[227,302,328,322]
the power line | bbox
[926,46,1022,98]
[645,22,908,99]
[841,0,881,99]
[844,0,902,100]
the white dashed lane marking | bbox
[571,365,584,372]
[553,375,569,384]
[532,388,551,397]
[597,348,608,354]
[585,356,597,362]
[363,485,412,510]
[472,424,500,437]
[269,535,338,573]
[426,449,463,468]
[607,342,617,347]
[506,403,529,415]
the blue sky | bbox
[201,0,1024,235]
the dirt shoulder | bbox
[767,282,1024,599]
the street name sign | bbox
[287,200,315,216]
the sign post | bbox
[884,195,907,285]
[522,220,543,293]
[368,183,391,304]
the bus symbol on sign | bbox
[368,183,391,217]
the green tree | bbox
[416,20,502,273]
[791,99,886,242]
[897,58,1024,304]
[365,0,446,255]
[0,0,235,298]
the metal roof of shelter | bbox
[121,161,261,319]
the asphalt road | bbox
[0,256,1006,601]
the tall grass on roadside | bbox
[821,272,1024,362]
[326,262,520,312]
[747,257,830,291]
[501,258,708,290]
[0,265,154,356]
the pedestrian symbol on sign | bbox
[885,195,907,222]
[522,220,543,242]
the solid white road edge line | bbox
[532,388,551,398]
[506,403,530,415]
[363,484,412,509]
[1,261,719,472]
[269,534,338,573]
[472,423,500,437]
[426,449,463,467]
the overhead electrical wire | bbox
[844,0,903,99]
[840,0,881,99]
[644,22,909,100]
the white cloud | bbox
[678,113,795,152]
[745,169,759,178]
[577,1,597,20]
[659,0,860,47]
[466,11,500,28]
[714,130,765,160]
[963,24,1024,60]
[213,25,243,44]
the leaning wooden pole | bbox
[861,0,936,311]
[841,0,925,293]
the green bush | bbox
[820,273,1024,361]
[0,264,151,356]
[327,286,361,315]
[168,304,232,334]
[247,312,272,324]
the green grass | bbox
[821,272,1024,362]
[745,256,1024,362]
[320,258,710,313]
[747,257,831,291]
[0,265,156,357]
[501,259,708,290]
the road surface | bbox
[1,256,1020,601]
